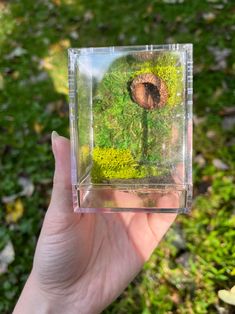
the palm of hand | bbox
[32,135,176,314]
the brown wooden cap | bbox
[130,73,168,109]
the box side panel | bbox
[184,44,193,210]
[68,50,79,209]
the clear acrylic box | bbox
[68,44,193,213]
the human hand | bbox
[14,132,177,314]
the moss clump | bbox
[91,147,147,183]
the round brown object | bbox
[130,73,168,109]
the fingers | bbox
[48,131,73,214]
[124,191,178,261]
[147,192,178,245]
[51,131,71,187]
[147,212,177,244]
[126,211,176,261]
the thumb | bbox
[48,131,73,214]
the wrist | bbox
[13,272,75,314]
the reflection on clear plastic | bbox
[68,44,193,213]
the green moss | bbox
[93,53,184,163]
[91,147,147,183]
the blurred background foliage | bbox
[0,0,235,313]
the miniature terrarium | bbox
[68,44,193,213]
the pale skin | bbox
[13,132,177,314]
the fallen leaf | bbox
[171,292,180,304]
[34,122,44,134]
[213,158,229,170]
[70,31,79,40]
[0,2,9,11]
[219,106,235,116]
[202,12,216,23]
[2,177,34,203]
[49,39,70,55]
[6,47,27,59]
[194,154,206,167]
[206,130,216,139]
[84,10,94,22]
[218,286,235,306]
[40,57,54,70]
[214,305,228,314]
[18,177,34,197]
[6,199,24,223]
[2,194,18,203]
[52,0,61,5]
[0,241,15,274]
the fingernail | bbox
[51,130,59,142]
[51,131,59,156]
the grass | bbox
[0,0,235,313]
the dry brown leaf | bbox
[49,39,70,55]
[41,57,54,70]
[52,0,61,5]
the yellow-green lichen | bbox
[91,147,147,183]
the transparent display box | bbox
[68,44,193,213]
